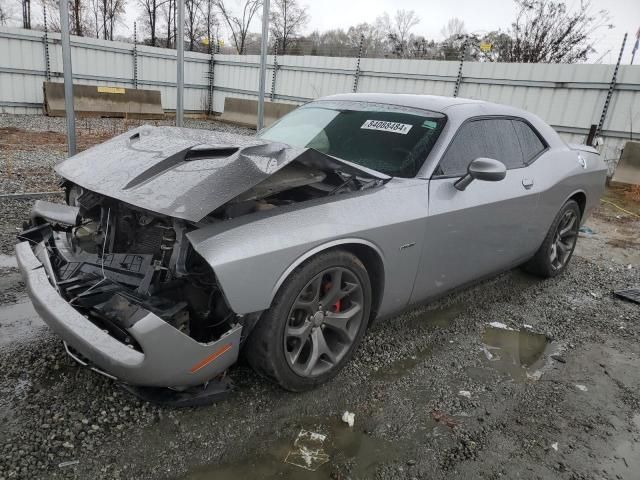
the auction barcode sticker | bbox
[361,120,413,134]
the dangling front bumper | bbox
[15,240,242,388]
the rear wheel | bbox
[245,250,372,391]
[524,200,581,278]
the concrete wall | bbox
[1,26,639,162]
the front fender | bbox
[186,179,428,316]
[269,238,386,301]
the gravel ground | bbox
[1,116,639,480]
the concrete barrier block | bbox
[43,82,165,119]
[220,97,298,129]
[613,141,640,186]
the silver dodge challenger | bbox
[16,93,606,400]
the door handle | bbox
[522,178,534,190]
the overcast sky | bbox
[106,0,639,63]
[8,0,640,63]
[302,0,639,63]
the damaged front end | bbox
[16,126,387,398]
[17,194,243,392]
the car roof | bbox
[318,93,487,113]
[315,93,562,150]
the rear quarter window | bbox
[512,120,547,163]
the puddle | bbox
[181,416,402,480]
[480,326,553,382]
[0,254,18,269]
[0,300,42,348]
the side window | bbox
[512,120,546,163]
[437,121,487,176]
[483,119,525,169]
[437,119,524,176]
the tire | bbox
[244,249,372,391]
[524,200,581,278]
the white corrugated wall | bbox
[1,26,638,161]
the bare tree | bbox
[101,0,125,39]
[215,0,261,54]
[269,0,308,54]
[506,0,612,63]
[185,0,203,50]
[199,0,219,48]
[346,22,386,57]
[138,0,169,45]
[0,0,12,25]
[42,0,91,35]
[377,9,420,57]
[160,0,175,46]
[440,17,466,40]
[88,0,102,36]
[70,0,85,35]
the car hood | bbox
[54,126,295,222]
[56,125,389,222]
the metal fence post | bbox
[133,22,138,89]
[42,2,51,81]
[256,0,270,131]
[352,34,364,93]
[176,0,184,126]
[58,0,76,156]
[453,36,468,98]
[270,38,279,101]
[207,39,215,115]
[594,33,627,144]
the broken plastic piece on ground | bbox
[284,430,330,471]
[579,226,596,236]
[341,411,355,427]
[431,409,459,429]
[481,345,494,360]
[614,288,640,305]
[458,390,471,398]
[58,460,80,468]
[551,442,559,451]
[487,321,515,331]
[575,384,588,392]
[120,375,233,407]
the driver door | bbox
[410,118,542,303]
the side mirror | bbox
[454,157,507,191]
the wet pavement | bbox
[0,300,41,349]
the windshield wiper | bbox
[328,170,358,195]
[329,169,382,195]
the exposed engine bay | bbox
[21,157,384,352]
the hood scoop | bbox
[123,144,241,190]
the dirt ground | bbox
[1,116,639,480]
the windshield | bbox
[258,100,446,178]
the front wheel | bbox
[244,250,372,391]
[524,199,581,278]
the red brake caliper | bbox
[333,299,341,313]
[323,281,341,313]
